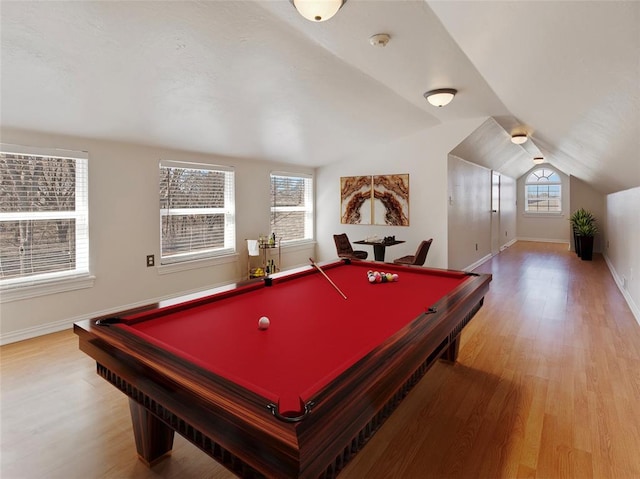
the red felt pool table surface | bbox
[75,258,491,478]
[118,261,468,415]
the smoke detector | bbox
[369,33,390,47]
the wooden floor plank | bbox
[2,241,639,478]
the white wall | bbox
[516,164,571,244]
[446,158,517,271]
[447,156,492,270]
[569,175,606,253]
[604,186,640,323]
[315,119,485,269]
[500,174,517,248]
[0,128,315,343]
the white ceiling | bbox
[1,1,638,194]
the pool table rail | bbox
[75,318,300,477]
[292,270,490,477]
[74,263,491,479]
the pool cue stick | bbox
[309,258,347,300]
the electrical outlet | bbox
[146,254,155,267]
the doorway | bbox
[491,171,501,256]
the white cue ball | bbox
[258,316,270,330]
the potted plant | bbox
[574,213,598,261]
[569,208,594,257]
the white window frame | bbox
[270,172,314,245]
[524,168,563,215]
[159,160,236,266]
[0,144,93,302]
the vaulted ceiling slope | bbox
[430,1,640,195]
[1,1,638,195]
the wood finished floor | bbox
[1,241,639,479]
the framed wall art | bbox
[340,174,409,226]
[373,174,409,226]
[340,175,372,225]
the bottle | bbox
[269,233,275,246]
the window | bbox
[160,161,235,264]
[0,144,89,292]
[270,172,313,243]
[525,168,562,213]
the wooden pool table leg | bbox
[441,335,461,363]
[129,399,175,466]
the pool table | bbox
[75,259,491,479]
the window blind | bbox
[160,161,235,264]
[0,145,89,285]
[270,172,313,243]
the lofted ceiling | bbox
[1,1,638,195]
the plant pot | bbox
[573,230,581,257]
[578,235,594,261]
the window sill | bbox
[0,274,95,303]
[158,253,239,275]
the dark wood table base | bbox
[90,297,483,479]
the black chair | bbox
[393,239,432,266]
[333,233,368,260]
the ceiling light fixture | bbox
[423,88,457,107]
[511,133,528,144]
[533,157,545,164]
[369,33,390,47]
[291,0,347,22]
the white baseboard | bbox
[603,254,640,326]
[516,237,570,244]
[0,317,76,346]
[463,253,493,273]
[500,238,518,251]
[464,238,517,271]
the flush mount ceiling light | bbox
[511,133,528,144]
[291,0,347,22]
[369,33,390,47]
[533,157,545,164]
[423,88,457,107]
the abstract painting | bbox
[340,174,409,226]
[373,174,409,226]
[340,175,372,225]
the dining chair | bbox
[393,239,432,266]
[333,233,368,260]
